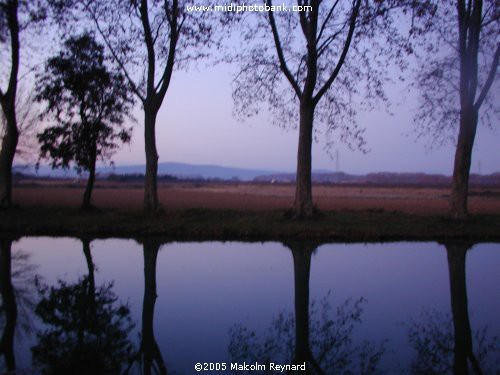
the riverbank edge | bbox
[1,207,499,242]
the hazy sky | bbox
[110,62,499,175]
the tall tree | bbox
[51,0,227,211]
[410,0,499,219]
[232,0,409,217]
[0,0,20,208]
[0,0,45,208]
[36,33,134,209]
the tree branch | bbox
[156,0,180,103]
[316,0,339,46]
[5,0,20,106]
[140,0,156,99]
[267,0,302,98]
[474,45,499,110]
[313,0,360,105]
[84,2,145,102]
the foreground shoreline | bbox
[1,206,499,242]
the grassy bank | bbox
[1,207,499,242]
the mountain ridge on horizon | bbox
[13,161,500,184]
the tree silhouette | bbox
[31,239,136,374]
[36,32,134,209]
[232,1,419,217]
[409,0,499,219]
[49,0,231,211]
[0,0,46,208]
[0,0,21,209]
[229,242,385,374]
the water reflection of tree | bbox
[229,242,385,375]
[0,239,17,372]
[31,239,135,374]
[407,242,499,375]
[125,240,167,375]
[0,238,38,373]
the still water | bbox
[0,238,499,374]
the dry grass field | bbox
[12,181,500,215]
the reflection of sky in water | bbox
[8,239,500,374]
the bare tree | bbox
[410,0,499,219]
[232,0,412,217]
[0,0,45,208]
[50,0,228,211]
[0,0,20,209]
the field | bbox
[2,181,499,241]
[12,180,500,215]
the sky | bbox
[7,2,498,176]
[110,63,499,175]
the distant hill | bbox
[13,162,283,181]
[13,162,500,186]
[98,162,281,181]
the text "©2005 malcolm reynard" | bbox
[194,362,307,372]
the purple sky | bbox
[111,64,499,175]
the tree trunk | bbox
[82,152,97,210]
[141,241,166,375]
[294,102,315,218]
[143,108,159,212]
[450,108,478,219]
[0,110,19,209]
[445,242,482,375]
[0,239,17,371]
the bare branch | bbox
[316,0,340,45]
[474,44,499,110]
[83,3,145,102]
[267,0,302,98]
[314,0,360,105]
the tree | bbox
[232,0,409,217]
[36,33,134,209]
[50,0,228,211]
[0,0,45,208]
[410,0,499,219]
[0,0,20,209]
